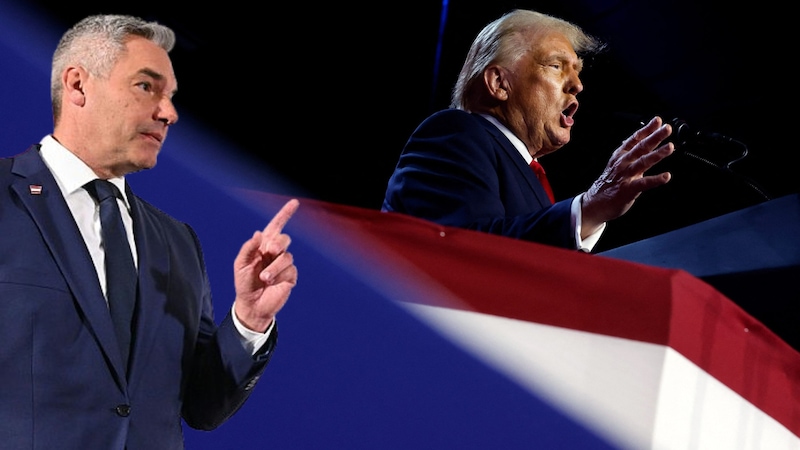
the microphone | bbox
[612,112,771,202]
[667,118,741,148]
[612,113,741,148]
[665,118,751,172]
[667,118,770,201]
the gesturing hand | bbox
[233,198,300,332]
[580,116,674,236]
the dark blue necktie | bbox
[85,179,137,372]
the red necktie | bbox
[529,160,555,204]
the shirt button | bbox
[115,404,132,417]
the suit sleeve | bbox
[382,109,576,248]
[179,223,275,431]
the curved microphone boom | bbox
[613,112,771,202]
[668,118,743,156]
[666,117,770,201]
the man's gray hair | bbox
[51,14,176,121]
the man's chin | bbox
[554,130,572,147]
[130,154,158,172]
[544,134,570,153]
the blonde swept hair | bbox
[451,9,605,111]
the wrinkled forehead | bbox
[523,28,582,67]
[527,28,577,54]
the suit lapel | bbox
[11,147,128,384]
[473,114,552,206]
[125,187,170,389]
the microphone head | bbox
[668,118,692,148]
[612,112,692,148]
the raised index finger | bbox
[262,198,300,236]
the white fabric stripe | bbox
[401,302,799,450]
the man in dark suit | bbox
[383,9,675,252]
[0,14,299,448]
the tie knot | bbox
[85,179,121,203]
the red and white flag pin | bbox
[29,185,43,195]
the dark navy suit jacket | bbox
[383,109,577,248]
[0,146,275,449]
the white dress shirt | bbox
[38,135,270,354]
[479,115,605,251]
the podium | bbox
[600,193,800,350]
[239,190,800,449]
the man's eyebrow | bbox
[553,51,584,72]
[138,67,164,80]
[137,67,178,95]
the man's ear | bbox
[483,65,509,101]
[63,66,88,107]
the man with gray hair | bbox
[0,14,299,448]
[383,9,674,252]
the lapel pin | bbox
[29,185,43,195]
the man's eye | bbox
[136,81,152,92]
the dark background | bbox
[3,4,796,446]
[19,0,796,251]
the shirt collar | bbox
[479,114,533,164]
[39,135,129,206]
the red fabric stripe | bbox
[241,190,800,437]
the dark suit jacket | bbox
[382,109,577,248]
[0,146,275,449]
